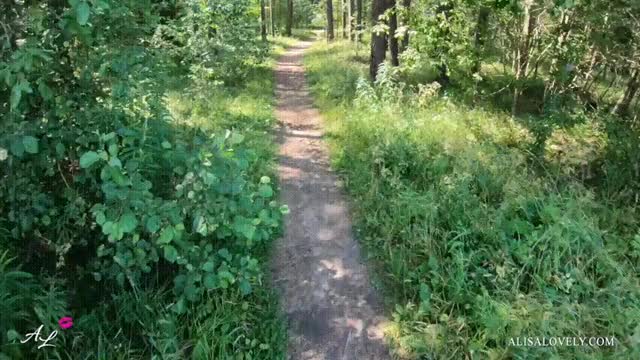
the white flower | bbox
[0,147,8,161]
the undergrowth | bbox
[0,2,312,359]
[304,40,640,359]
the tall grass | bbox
[305,40,640,359]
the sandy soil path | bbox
[271,40,390,360]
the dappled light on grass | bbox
[304,40,640,359]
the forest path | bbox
[271,40,390,360]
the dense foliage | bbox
[1,0,289,358]
[367,0,640,118]
[306,37,640,358]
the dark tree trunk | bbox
[389,1,399,66]
[400,0,411,52]
[342,0,348,38]
[370,0,391,79]
[286,0,293,36]
[350,0,356,40]
[327,0,335,40]
[260,0,268,41]
[471,6,490,74]
[356,0,363,42]
[612,69,639,116]
[270,0,276,36]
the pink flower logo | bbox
[58,317,73,330]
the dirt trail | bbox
[272,41,390,360]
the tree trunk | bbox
[260,0,268,41]
[370,0,390,79]
[434,1,454,85]
[400,0,411,52]
[612,69,639,116]
[389,1,399,66]
[270,0,276,36]
[471,6,490,74]
[342,0,348,38]
[512,0,537,117]
[581,46,599,92]
[327,0,335,40]
[356,0,363,42]
[286,0,293,36]
[349,0,355,40]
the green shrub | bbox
[1,1,286,358]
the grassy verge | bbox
[304,40,640,359]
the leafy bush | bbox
[1,1,286,358]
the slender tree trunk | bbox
[349,0,355,40]
[342,0,348,38]
[286,0,293,36]
[471,6,489,74]
[327,0,335,40]
[612,69,639,116]
[270,0,276,36]
[370,0,390,79]
[400,0,411,52]
[260,0,268,41]
[356,0,363,42]
[434,1,454,85]
[581,45,598,91]
[389,1,399,66]
[546,10,573,97]
[512,0,537,117]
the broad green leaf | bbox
[22,136,38,154]
[203,274,218,289]
[161,141,172,149]
[10,138,24,157]
[218,248,232,261]
[258,184,273,198]
[38,81,53,101]
[108,222,124,242]
[193,215,207,236]
[119,212,138,233]
[158,226,174,244]
[163,245,178,263]
[80,151,100,168]
[218,270,235,289]
[76,1,91,25]
[10,78,32,111]
[108,143,118,156]
[202,261,215,272]
[146,215,161,233]
[101,221,113,235]
[239,279,252,296]
[95,211,106,225]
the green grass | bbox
[304,40,640,359]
